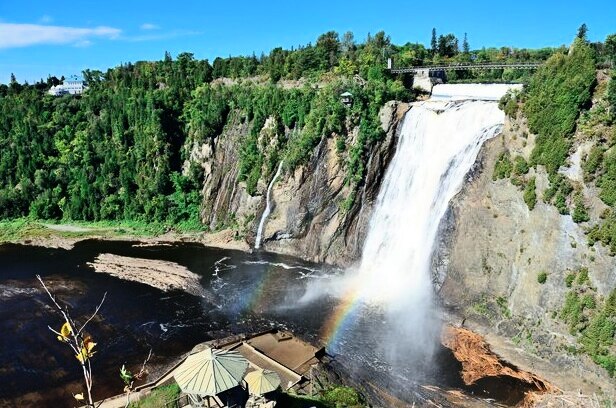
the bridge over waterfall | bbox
[387,59,541,93]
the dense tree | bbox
[0,29,569,227]
[526,38,596,174]
[341,31,356,59]
[437,34,459,58]
[316,31,341,69]
[605,34,616,66]
[462,33,470,55]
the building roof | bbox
[340,91,353,97]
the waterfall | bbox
[297,85,519,371]
[357,93,509,306]
[255,162,283,249]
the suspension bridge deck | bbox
[390,62,541,74]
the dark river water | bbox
[0,240,522,407]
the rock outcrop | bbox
[435,113,616,394]
[190,101,409,266]
[262,101,409,265]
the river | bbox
[0,240,340,406]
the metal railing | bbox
[390,62,541,74]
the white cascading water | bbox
[352,84,519,364]
[255,161,283,249]
[299,84,521,371]
[357,86,517,306]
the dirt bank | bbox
[442,326,557,406]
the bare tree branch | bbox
[77,292,107,336]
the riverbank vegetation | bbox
[127,385,365,408]
[127,384,180,407]
[0,218,190,243]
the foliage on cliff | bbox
[525,38,597,174]
[559,269,616,377]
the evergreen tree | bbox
[431,28,437,56]
[438,34,459,58]
[463,33,470,54]
[605,34,616,66]
[577,23,588,41]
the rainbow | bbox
[241,261,280,313]
[319,281,363,352]
[238,259,365,352]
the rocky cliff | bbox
[435,111,616,394]
[190,101,409,265]
[190,81,615,395]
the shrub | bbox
[537,271,547,284]
[523,177,537,210]
[499,89,520,118]
[496,296,511,318]
[572,192,590,223]
[558,286,616,377]
[577,267,590,285]
[565,272,576,288]
[587,211,616,255]
[493,153,513,180]
[512,156,530,176]
[561,291,583,333]
[582,146,605,183]
[128,384,180,407]
[608,71,616,121]
[543,174,573,214]
[578,289,616,377]
[321,386,363,408]
[597,150,616,206]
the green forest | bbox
[0,29,613,230]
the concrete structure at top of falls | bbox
[410,68,444,93]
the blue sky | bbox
[1,0,615,84]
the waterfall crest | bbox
[255,162,283,249]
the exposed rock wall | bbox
[190,102,409,266]
[194,114,261,233]
[435,114,616,394]
[262,102,409,265]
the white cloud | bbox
[140,23,159,30]
[74,39,93,48]
[0,23,121,49]
[39,15,53,23]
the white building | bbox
[48,78,87,96]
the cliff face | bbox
[261,101,408,265]
[190,101,409,265]
[191,92,614,393]
[435,113,616,394]
[195,114,260,234]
